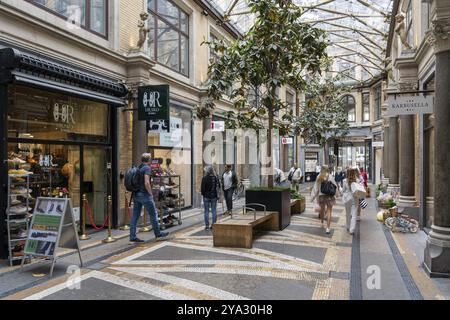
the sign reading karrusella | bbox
[387,95,434,116]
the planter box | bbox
[299,198,306,213]
[246,189,291,230]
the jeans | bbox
[130,192,162,239]
[345,199,358,234]
[224,188,234,212]
[203,197,218,228]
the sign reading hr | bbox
[387,95,434,116]
[138,85,170,132]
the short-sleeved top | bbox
[139,164,152,194]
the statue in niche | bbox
[136,11,150,49]
[395,13,412,50]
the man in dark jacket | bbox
[201,166,220,230]
[221,164,238,215]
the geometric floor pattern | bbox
[5,198,354,300]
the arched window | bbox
[342,95,356,122]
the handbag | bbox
[351,182,366,199]
[321,180,337,196]
[314,203,321,213]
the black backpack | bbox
[124,164,144,192]
[321,180,337,196]
[288,170,294,182]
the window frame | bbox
[342,94,356,123]
[374,86,382,120]
[362,92,370,122]
[148,0,190,77]
[26,0,109,39]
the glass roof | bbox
[208,0,393,84]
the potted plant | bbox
[196,0,329,230]
[290,189,306,214]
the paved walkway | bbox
[2,185,449,300]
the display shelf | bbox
[152,175,183,230]
[6,174,31,266]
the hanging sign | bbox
[386,95,434,116]
[22,198,82,276]
[138,85,170,132]
[373,141,384,148]
[211,121,225,132]
[281,137,293,145]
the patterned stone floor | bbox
[4,196,353,300]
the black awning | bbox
[0,47,128,105]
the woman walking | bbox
[311,165,340,234]
[201,166,220,230]
[342,168,359,235]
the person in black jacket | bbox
[201,166,220,230]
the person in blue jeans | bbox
[130,153,169,243]
[201,166,220,230]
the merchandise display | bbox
[151,174,184,229]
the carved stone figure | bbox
[395,13,412,50]
[137,12,150,49]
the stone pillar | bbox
[388,116,399,187]
[399,115,416,206]
[382,124,390,185]
[424,10,450,277]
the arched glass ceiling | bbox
[208,0,393,84]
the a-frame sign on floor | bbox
[21,198,83,277]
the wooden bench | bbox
[213,204,279,249]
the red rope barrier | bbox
[84,199,108,231]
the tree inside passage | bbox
[197,0,329,187]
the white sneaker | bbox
[326,228,331,234]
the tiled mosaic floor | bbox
[5,196,353,300]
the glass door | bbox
[83,146,112,227]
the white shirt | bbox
[275,168,287,183]
[292,168,302,181]
[223,171,233,190]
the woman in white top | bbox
[311,165,341,234]
[342,168,359,235]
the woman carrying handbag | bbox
[342,168,366,235]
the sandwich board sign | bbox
[21,198,83,277]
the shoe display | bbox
[11,187,33,194]
[8,205,28,214]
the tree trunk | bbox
[268,107,274,188]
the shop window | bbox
[29,0,108,37]
[148,105,192,207]
[362,92,370,122]
[374,86,382,120]
[7,85,110,144]
[342,95,356,122]
[148,0,189,76]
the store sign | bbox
[159,117,183,147]
[386,95,434,116]
[211,121,225,132]
[373,141,384,148]
[138,85,170,132]
[53,103,75,125]
[281,137,293,145]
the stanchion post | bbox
[103,195,117,243]
[79,194,91,240]
[119,192,131,231]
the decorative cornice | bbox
[426,18,450,53]
[398,80,419,92]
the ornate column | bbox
[424,9,450,277]
[398,81,418,207]
[388,116,399,188]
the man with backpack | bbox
[125,153,169,243]
[221,164,238,215]
[288,163,303,192]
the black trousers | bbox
[224,188,234,211]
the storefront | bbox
[148,102,193,208]
[0,47,128,258]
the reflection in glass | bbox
[157,20,180,71]
[90,0,106,35]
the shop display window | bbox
[7,85,110,144]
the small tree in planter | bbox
[197,0,329,188]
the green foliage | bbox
[247,186,291,192]
[386,199,397,209]
[197,0,329,131]
[295,76,350,146]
